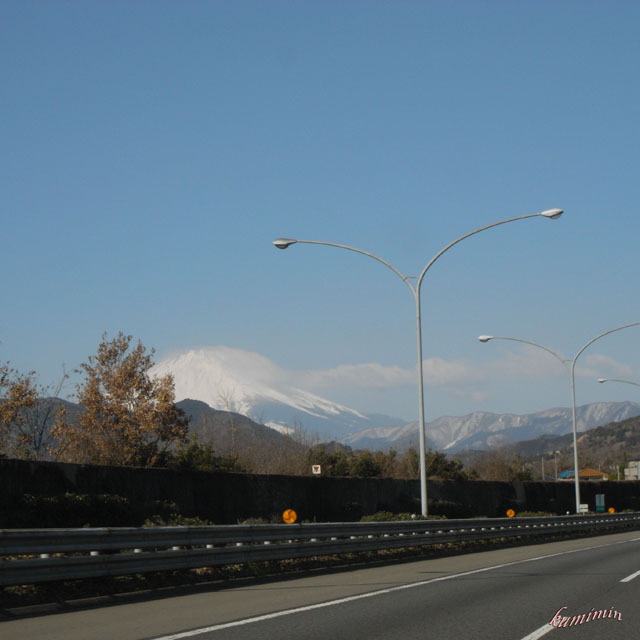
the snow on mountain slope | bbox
[150,347,403,438]
[341,401,640,452]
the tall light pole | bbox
[272,207,563,516]
[478,322,640,513]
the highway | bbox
[2,530,639,639]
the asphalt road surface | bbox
[3,530,640,640]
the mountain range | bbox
[342,402,640,452]
[150,347,640,453]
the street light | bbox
[597,378,640,388]
[273,207,563,516]
[478,322,640,513]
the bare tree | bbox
[13,369,71,460]
[216,388,238,456]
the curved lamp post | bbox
[597,378,640,388]
[479,322,640,513]
[273,208,563,516]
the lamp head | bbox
[273,238,297,250]
[477,335,494,343]
[539,208,563,219]
[597,378,608,383]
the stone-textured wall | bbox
[1,458,639,525]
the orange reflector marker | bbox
[506,509,515,518]
[609,507,616,514]
[283,509,297,524]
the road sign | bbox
[608,507,616,514]
[578,504,589,513]
[282,509,297,524]
[312,464,321,475]
[595,493,605,513]
[506,509,515,518]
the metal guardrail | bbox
[2,513,639,586]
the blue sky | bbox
[3,1,640,423]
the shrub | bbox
[1,493,134,528]
[144,513,214,526]
[428,499,470,519]
[360,511,446,522]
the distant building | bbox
[558,468,608,481]
[624,461,640,480]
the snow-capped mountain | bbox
[150,347,404,438]
[341,401,640,452]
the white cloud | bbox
[294,363,414,390]
[581,353,633,377]
[294,356,480,391]
[484,345,567,379]
[154,345,639,418]
[419,357,480,385]
[154,346,482,399]
[284,347,633,396]
[475,346,633,381]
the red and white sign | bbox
[312,464,321,475]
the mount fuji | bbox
[150,347,405,439]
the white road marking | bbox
[519,622,555,640]
[152,535,640,639]
[620,568,640,582]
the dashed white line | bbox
[621,568,640,582]
[519,623,555,640]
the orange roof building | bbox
[560,467,608,481]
